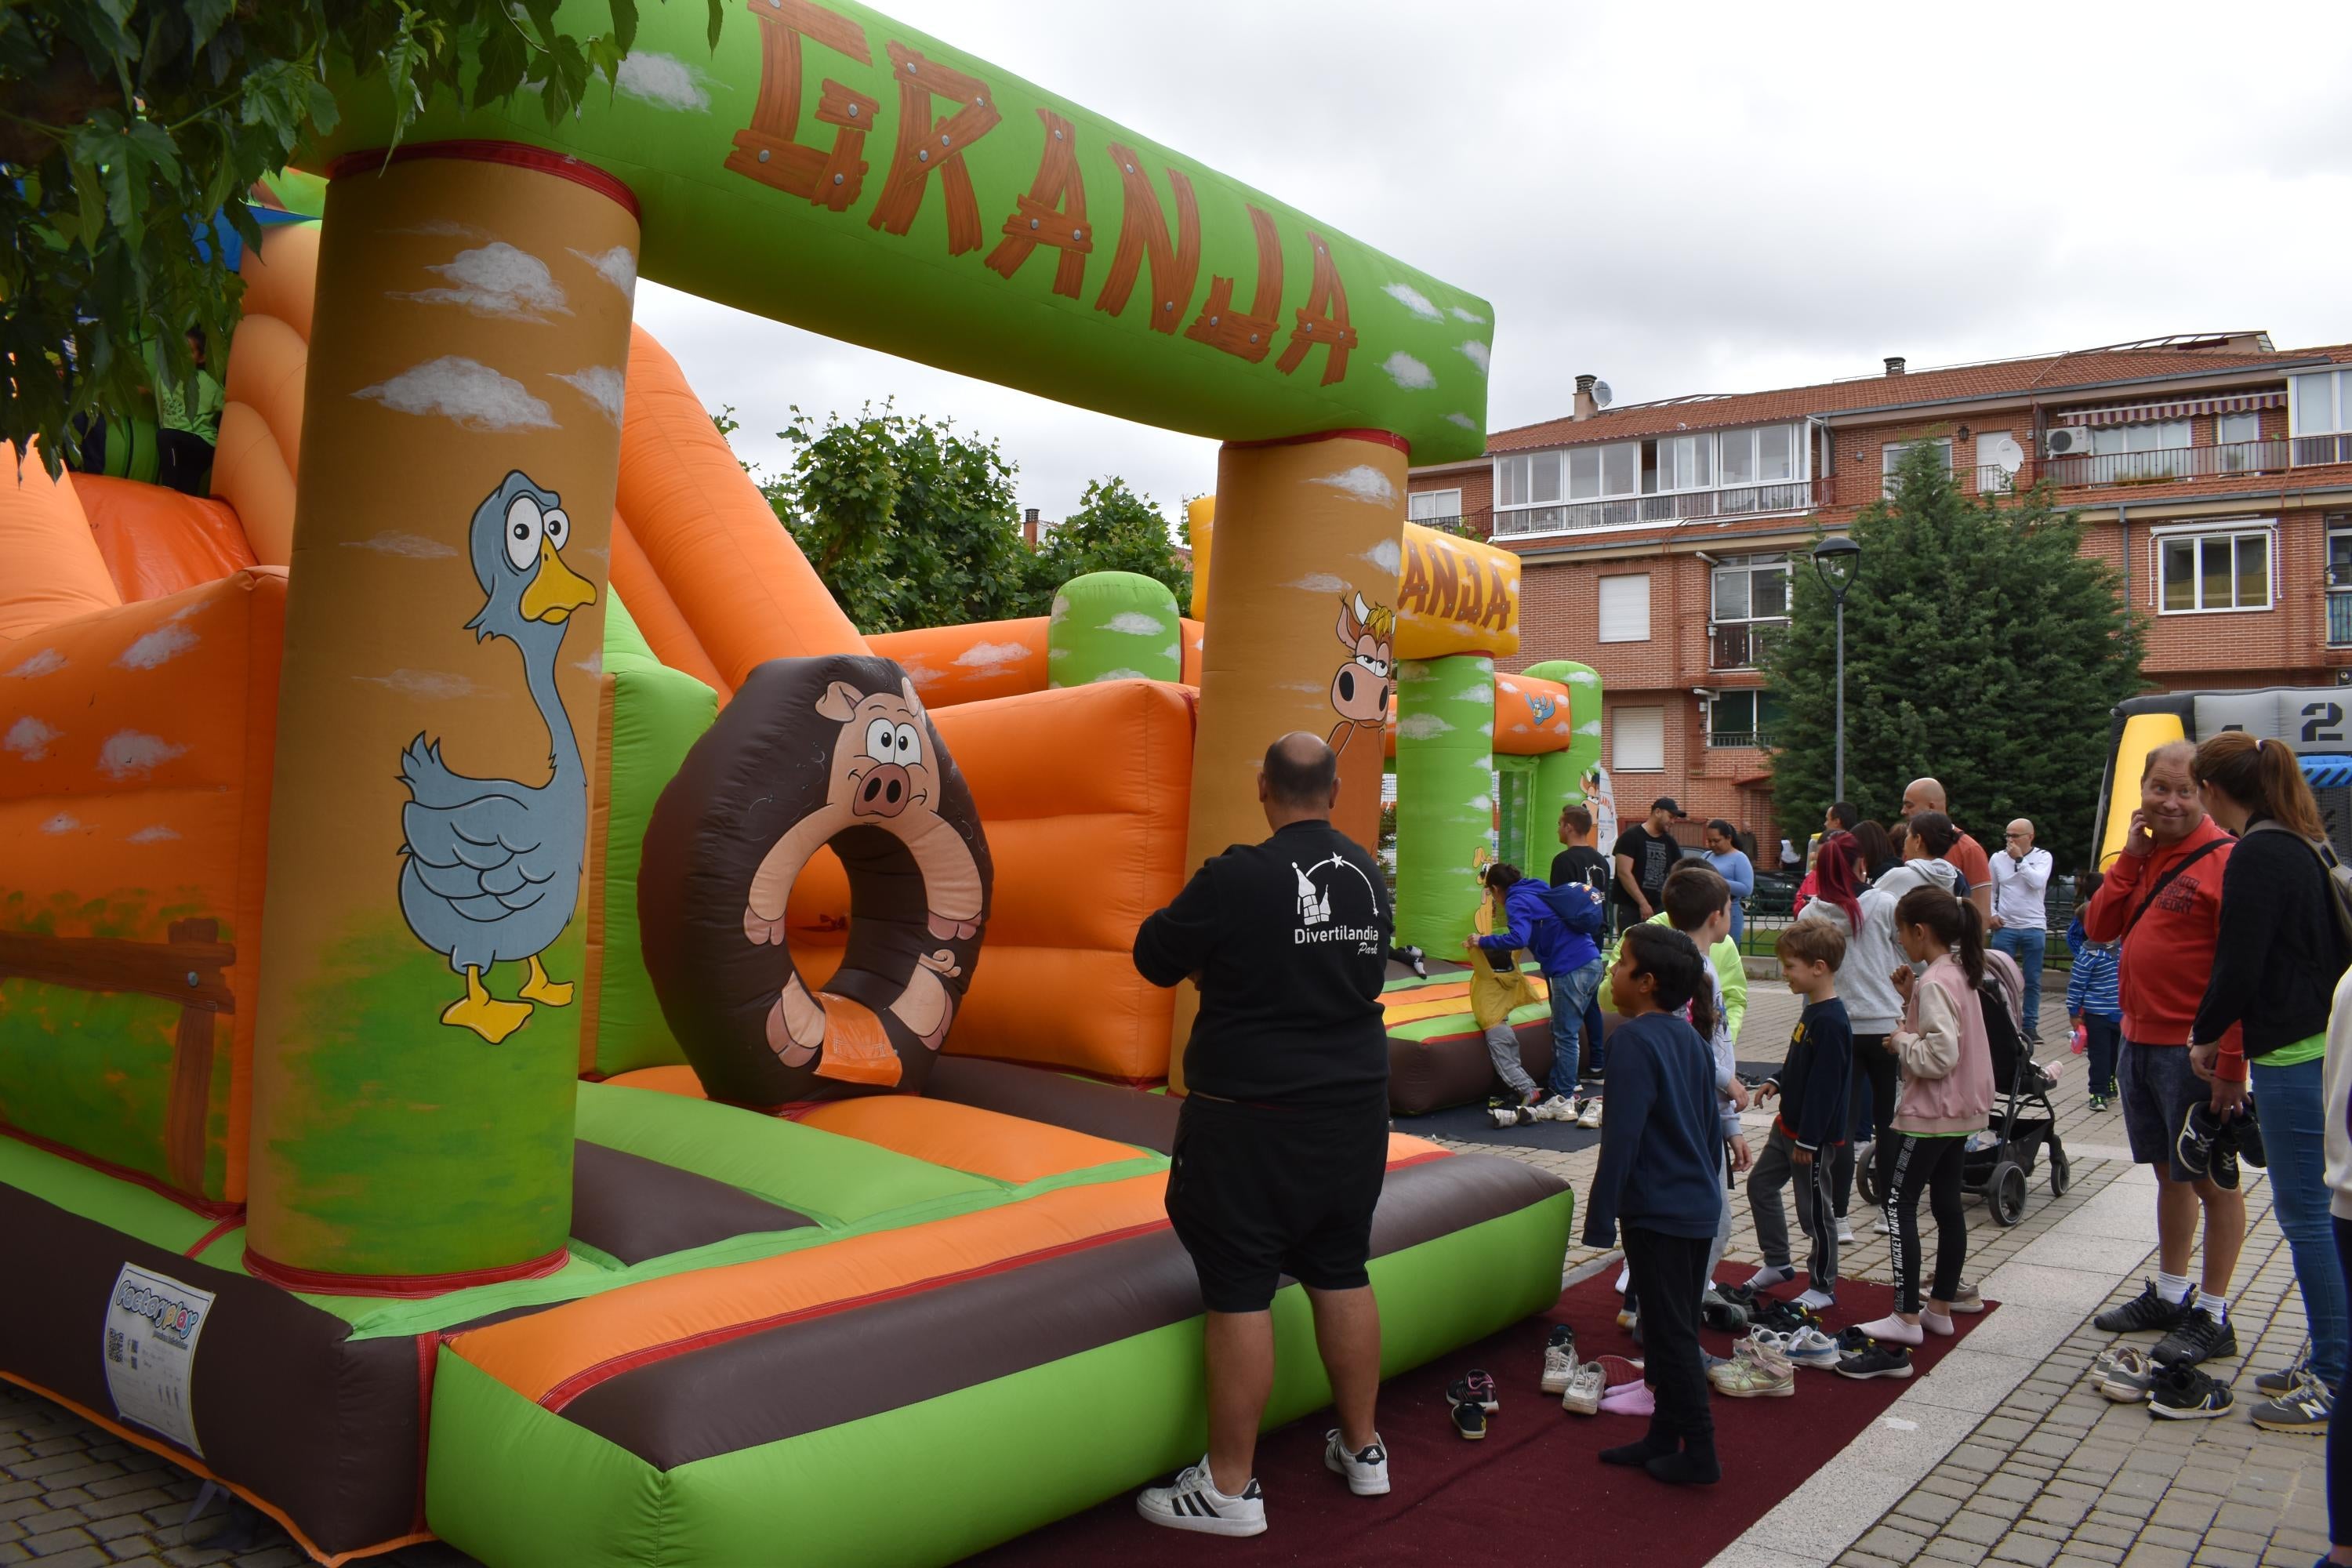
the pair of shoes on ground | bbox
[2093,1338,2332,1432]
[1748,1323,1842,1370]
[1449,1369,1498,1439]
[2176,1099,2267,1190]
[1137,1432,1390,1537]
[1835,1334,1916,1381]
[1708,1335,1795,1397]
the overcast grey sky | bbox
[639,0,2352,520]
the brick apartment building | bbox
[1406,332,2352,858]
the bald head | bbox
[2005,818,2034,855]
[1259,731,1341,826]
[1901,778,1947,817]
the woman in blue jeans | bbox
[2187,732,2351,1436]
[2321,960,2352,1566]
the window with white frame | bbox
[1711,557,1790,622]
[2089,418,2193,478]
[1409,488,1462,524]
[1655,434,1715,492]
[2155,526,2272,614]
[1497,452,1563,509]
[1565,443,1640,500]
[1597,573,1652,642]
[1613,706,1665,772]
[2217,410,2265,472]
[2294,370,2352,436]
[1882,437,1953,495]
[1717,425,1801,488]
[1708,690,1785,749]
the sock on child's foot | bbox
[1644,1445,1721,1486]
[2155,1270,2193,1305]
[1921,1309,1955,1338]
[1856,1312,1926,1346]
[1600,1432,1675,1468]
[1745,1265,1796,1292]
[1796,1287,1836,1312]
[2194,1289,2230,1325]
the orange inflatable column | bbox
[1170,433,1405,1092]
[246,147,639,1290]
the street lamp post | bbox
[1813,535,1863,803]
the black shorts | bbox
[1166,1094,1389,1313]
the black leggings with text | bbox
[1881,1132,1968,1315]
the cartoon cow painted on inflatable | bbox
[639,655,993,1108]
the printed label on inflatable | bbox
[102,1264,215,1456]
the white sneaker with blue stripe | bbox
[1136,1461,1267,1536]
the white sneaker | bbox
[1614,1265,1632,1295]
[1138,1461,1267,1535]
[1835,1217,1857,1244]
[1560,1359,1606,1415]
[1577,1098,1605,1128]
[1323,1432,1390,1496]
[1784,1326,1842,1369]
[1541,1327,1579,1394]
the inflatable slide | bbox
[0,6,1573,1563]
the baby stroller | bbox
[1857,981,2071,1226]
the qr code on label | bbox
[106,1329,125,1365]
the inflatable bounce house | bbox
[2095,687,2352,863]
[0,7,1577,1565]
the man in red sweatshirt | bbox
[2081,741,2245,1370]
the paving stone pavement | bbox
[2,979,2328,1566]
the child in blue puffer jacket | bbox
[2065,868,2122,1110]
[1471,862,1605,1110]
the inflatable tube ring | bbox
[640,655,992,1107]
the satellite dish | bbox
[1592,380,1614,409]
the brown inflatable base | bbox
[1386,1020,1557,1117]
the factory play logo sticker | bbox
[103,1264,216,1456]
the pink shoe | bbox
[1599,1380,1655,1416]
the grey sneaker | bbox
[2095,1279,2191,1336]
[2249,1374,2332,1435]
[2255,1341,2314,1399]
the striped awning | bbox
[2056,390,2286,426]
[2302,754,2352,789]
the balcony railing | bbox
[2298,434,2352,467]
[1707,730,1777,750]
[2040,438,2290,488]
[1710,619,1788,670]
[1492,478,1820,539]
[1976,463,2019,495]
[2332,590,2352,648]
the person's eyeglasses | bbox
[2004,831,2027,838]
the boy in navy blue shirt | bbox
[1747,923,1854,1312]
[1582,923,1725,1486]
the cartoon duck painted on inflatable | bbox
[397,471,598,1043]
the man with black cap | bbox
[1613,797,1687,933]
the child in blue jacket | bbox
[1471,863,1605,1109]
[2066,869,2122,1109]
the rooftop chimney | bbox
[1884,356,1906,377]
[1022,506,1040,549]
[1573,373,1600,420]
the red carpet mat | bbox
[971,1267,1995,1566]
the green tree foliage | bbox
[768,404,1036,636]
[1766,441,2146,866]
[1031,477,1190,610]
[2,0,717,474]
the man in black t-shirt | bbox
[1613,797,1686,927]
[1550,802,1613,904]
[1131,733,1395,1535]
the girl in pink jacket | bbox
[1841,885,1997,1377]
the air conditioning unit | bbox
[2044,426,2096,457]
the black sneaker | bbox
[2176,1102,2224,1183]
[2094,1280,2192,1335]
[2148,1363,2234,1421]
[2228,1101,2266,1170]
[1447,1369,1499,1414]
[1450,1398,1487,1440]
[1835,1341,1915,1381]
[1700,1290,1748,1333]
[2151,1307,2238,1368]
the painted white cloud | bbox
[1465,684,1494,706]
[5,716,61,760]
[5,648,65,678]
[1450,305,1486,324]
[900,656,946,691]
[1446,412,1479,431]
[354,357,557,433]
[1382,352,1436,390]
[1396,712,1454,740]
[395,241,569,320]
[1090,667,1149,682]
[1102,611,1169,636]
[127,823,180,844]
[355,670,480,700]
[1459,340,1492,375]
[97,731,186,780]
[1285,572,1349,593]
[1161,641,1181,663]
[953,641,1031,672]
[615,52,711,112]
[343,531,456,559]
[1307,465,1396,506]
[553,365,627,426]
[569,245,638,300]
[1498,679,1520,694]
[574,652,604,677]
[41,813,79,834]
[1360,537,1401,573]
[1382,282,1442,321]
[1048,596,1070,625]
[1469,794,1493,811]
[116,622,198,670]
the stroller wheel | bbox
[1989,1161,2027,1226]
[2049,1147,2071,1198]
[1853,1140,1881,1207]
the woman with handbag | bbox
[2188,732,2352,1434]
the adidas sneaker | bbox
[1137,1461,1267,1537]
[1323,1432,1391,1494]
